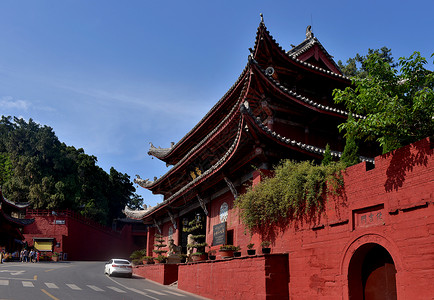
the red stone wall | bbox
[133,264,178,285]
[23,210,137,261]
[178,254,289,300]
[193,138,433,299]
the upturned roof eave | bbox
[253,21,350,83]
[138,68,252,192]
[127,117,246,221]
[241,103,375,164]
[249,60,365,119]
[147,64,251,163]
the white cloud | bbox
[0,96,30,110]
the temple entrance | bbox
[348,243,397,300]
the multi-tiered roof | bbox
[125,18,376,222]
[0,189,34,244]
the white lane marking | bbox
[126,287,150,296]
[165,289,186,297]
[105,276,159,299]
[66,283,82,290]
[107,286,126,293]
[22,281,34,287]
[0,270,25,276]
[45,282,59,289]
[0,279,9,285]
[87,285,104,291]
[145,289,166,295]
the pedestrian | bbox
[0,250,3,264]
[23,249,28,262]
[28,249,34,263]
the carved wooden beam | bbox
[224,176,238,199]
[153,219,162,234]
[197,194,208,216]
[167,211,177,230]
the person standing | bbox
[23,249,28,262]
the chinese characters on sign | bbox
[353,204,385,229]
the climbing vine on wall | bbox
[235,160,345,233]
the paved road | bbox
[0,261,203,300]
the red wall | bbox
[178,138,434,299]
[23,210,138,261]
[133,264,178,285]
[178,254,288,300]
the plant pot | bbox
[261,247,271,254]
[208,255,216,260]
[52,256,59,262]
[191,254,208,262]
[233,251,241,257]
[247,249,256,255]
[219,250,234,259]
[154,259,165,264]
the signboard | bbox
[353,204,385,230]
[55,220,65,225]
[212,222,227,246]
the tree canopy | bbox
[0,116,142,225]
[334,50,434,153]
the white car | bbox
[104,259,133,277]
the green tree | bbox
[0,116,139,226]
[334,51,434,153]
[321,144,333,166]
[337,47,396,78]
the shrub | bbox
[235,160,345,233]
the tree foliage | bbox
[337,47,396,78]
[334,50,434,153]
[0,116,143,225]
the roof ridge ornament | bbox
[260,13,264,24]
[306,25,314,39]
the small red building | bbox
[23,209,146,261]
[0,189,34,253]
[126,17,434,299]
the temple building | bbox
[125,17,434,299]
[0,189,34,253]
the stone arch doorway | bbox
[348,243,397,300]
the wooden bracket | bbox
[224,176,238,199]
[197,194,208,216]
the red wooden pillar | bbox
[147,227,155,257]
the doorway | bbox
[348,243,397,300]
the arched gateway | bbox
[348,243,397,300]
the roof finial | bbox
[306,25,314,39]
[260,13,264,23]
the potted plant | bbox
[233,246,242,257]
[52,252,59,262]
[130,249,146,266]
[191,252,208,262]
[219,245,237,258]
[247,243,256,255]
[153,234,168,261]
[261,241,271,254]
[208,249,217,260]
[143,256,154,264]
[184,218,208,262]
[154,254,167,264]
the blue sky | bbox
[1,0,433,207]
